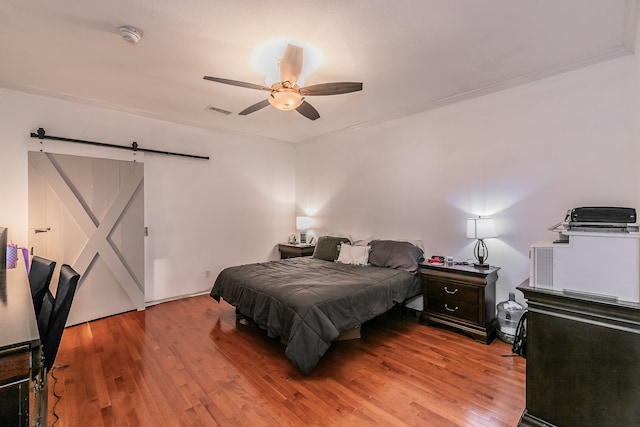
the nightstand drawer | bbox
[278,244,315,259]
[427,296,479,324]
[426,279,478,304]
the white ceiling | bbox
[1,1,638,143]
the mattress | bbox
[210,256,422,375]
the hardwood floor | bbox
[48,295,526,426]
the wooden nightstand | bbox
[420,263,499,344]
[278,243,315,259]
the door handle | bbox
[34,228,51,234]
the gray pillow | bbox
[368,240,424,273]
[312,236,351,261]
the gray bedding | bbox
[209,256,422,375]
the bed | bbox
[209,237,424,375]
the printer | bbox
[530,207,640,303]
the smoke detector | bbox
[119,26,142,44]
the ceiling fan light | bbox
[269,88,303,111]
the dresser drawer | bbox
[425,279,478,304]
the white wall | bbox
[0,88,295,305]
[2,52,638,312]
[295,55,638,306]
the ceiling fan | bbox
[203,44,363,121]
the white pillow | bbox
[337,244,370,265]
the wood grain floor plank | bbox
[48,295,525,426]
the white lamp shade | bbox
[296,216,312,230]
[466,217,497,239]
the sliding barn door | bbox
[28,151,145,325]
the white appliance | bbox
[529,231,640,303]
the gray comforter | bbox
[209,257,422,375]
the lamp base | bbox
[472,239,490,269]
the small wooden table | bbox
[419,263,499,344]
[278,243,315,259]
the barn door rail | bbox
[30,127,209,160]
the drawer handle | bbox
[445,304,458,312]
[444,286,458,295]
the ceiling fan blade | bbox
[279,44,304,86]
[203,76,272,92]
[239,99,270,115]
[300,82,363,96]
[295,101,320,121]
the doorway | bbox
[28,151,144,325]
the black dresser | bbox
[517,281,640,427]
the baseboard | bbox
[145,289,211,307]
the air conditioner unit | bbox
[529,231,640,303]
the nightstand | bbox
[420,263,499,344]
[278,243,315,259]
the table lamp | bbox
[466,217,497,268]
[296,216,312,244]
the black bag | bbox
[511,311,527,358]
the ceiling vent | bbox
[205,105,232,115]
